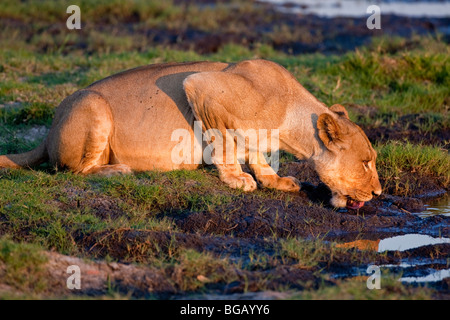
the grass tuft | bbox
[376,141,450,193]
[0,238,48,293]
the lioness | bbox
[0,60,381,209]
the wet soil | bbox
[173,161,448,238]
[0,149,447,299]
[67,160,448,299]
[362,113,450,150]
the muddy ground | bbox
[3,153,447,299]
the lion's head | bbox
[313,104,382,209]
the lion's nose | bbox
[372,179,382,197]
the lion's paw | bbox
[276,176,300,192]
[221,172,257,192]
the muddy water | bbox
[338,225,450,284]
[283,162,450,286]
[399,269,450,283]
[418,196,450,217]
[393,201,450,283]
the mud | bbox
[0,159,447,298]
[63,159,448,299]
[171,163,448,240]
[363,113,450,150]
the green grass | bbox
[1,36,448,132]
[172,249,238,292]
[0,238,48,295]
[376,141,450,195]
[280,238,338,269]
[377,142,450,180]
[289,35,449,117]
[0,0,179,24]
[297,272,434,300]
[0,167,240,255]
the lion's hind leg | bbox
[48,90,132,176]
[81,164,132,176]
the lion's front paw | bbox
[221,172,257,192]
[276,176,300,192]
[257,174,300,192]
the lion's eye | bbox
[362,160,370,169]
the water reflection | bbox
[378,234,450,252]
[261,0,450,18]
[400,269,450,283]
[337,234,450,283]
[417,196,450,217]
[337,234,450,252]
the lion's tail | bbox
[0,141,48,169]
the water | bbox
[378,196,449,283]
[260,0,450,18]
[338,234,450,283]
[337,234,450,253]
[417,196,450,217]
[377,234,450,251]
[399,269,450,283]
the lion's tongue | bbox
[346,199,364,210]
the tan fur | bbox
[0,59,381,207]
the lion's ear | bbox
[317,113,344,150]
[330,104,349,119]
